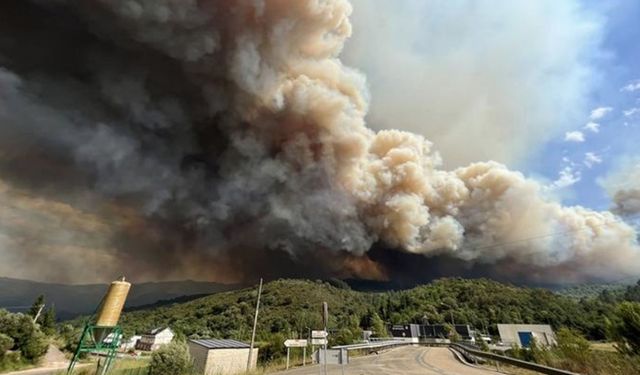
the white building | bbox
[121,335,141,351]
[135,327,174,351]
[188,339,258,375]
[497,324,556,348]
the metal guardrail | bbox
[450,343,581,375]
[330,339,580,375]
[332,339,411,351]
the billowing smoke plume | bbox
[0,0,638,284]
[343,0,601,168]
[601,158,640,218]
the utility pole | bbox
[322,302,328,375]
[247,278,263,372]
[33,304,45,324]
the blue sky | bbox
[526,0,640,211]
[346,0,639,212]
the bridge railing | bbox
[332,338,410,351]
[449,343,581,375]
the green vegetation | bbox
[554,283,626,300]
[0,308,48,371]
[508,327,640,375]
[148,341,192,375]
[101,277,639,367]
[607,301,640,355]
[37,277,640,374]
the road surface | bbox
[272,346,502,375]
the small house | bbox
[121,335,141,351]
[188,339,258,375]
[497,324,556,348]
[135,327,174,351]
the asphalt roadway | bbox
[273,346,502,375]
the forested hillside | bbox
[553,283,627,300]
[113,278,632,346]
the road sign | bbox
[311,338,327,346]
[311,330,328,338]
[284,339,308,348]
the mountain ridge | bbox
[0,277,241,319]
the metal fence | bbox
[449,343,581,375]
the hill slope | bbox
[117,278,616,346]
[0,277,240,319]
[553,283,627,300]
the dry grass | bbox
[479,361,540,375]
[589,342,617,352]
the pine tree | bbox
[41,305,56,335]
[371,313,387,337]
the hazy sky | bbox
[344,0,640,213]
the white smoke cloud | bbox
[342,0,602,168]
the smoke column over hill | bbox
[0,0,638,284]
[601,158,640,218]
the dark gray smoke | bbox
[0,0,638,284]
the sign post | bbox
[311,330,328,375]
[284,339,308,370]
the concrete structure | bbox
[390,324,421,343]
[362,330,373,341]
[135,327,174,351]
[497,324,556,348]
[189,339,258,375]
[390,324,475,343]
[421,324,475,342]
[313,348,348,365]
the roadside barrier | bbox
[449,343,581,375]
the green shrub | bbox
[556,328,591,364]
[0,352,28,372]
[0,309,48,361]
[0,333,13,355]
[607,301,640,355]
[148,341,192,375]
[21,330,48,361]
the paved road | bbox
[272,346,501,375]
